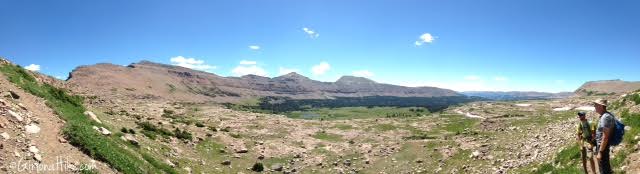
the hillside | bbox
[2,57,639,174]
[66,61,461,103]
[575,79,640,96]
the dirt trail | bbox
[0,73,115,174]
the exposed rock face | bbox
[575,79,640,95]
[66,61,461,103]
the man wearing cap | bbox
[576,111,596,173]
[594,99,615,174]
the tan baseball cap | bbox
[593,99,608,107]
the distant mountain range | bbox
[575,79,640,96]
[66,61,461,103]
[60,60,640,103]
[461,91,575,101]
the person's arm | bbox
[599,127,611,153]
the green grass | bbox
[631,93,640,105]
[0,64,170,174]
[528,145,582,174]
[141,152,178,174]
[621,110,640,145]
[370,123,397,132]
[312,131,343,142]
[333,123,354,130]
[285,106,429,120]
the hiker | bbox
[576,111,597,173]
[594,99,615,174]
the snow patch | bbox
[575,106,595,111]
[553,107,572,111]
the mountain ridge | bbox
[66,60,462,103]
[575,79,640,96]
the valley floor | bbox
[84,98,592,174]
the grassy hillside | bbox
[0,64,176,174]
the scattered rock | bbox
[93,126,112,135]
[165,159,176,168]
[25,124,41,134]
[2,91,20,99]
[17,103,27,110]
[7,110,23,122]
[28,146,39,153]
[120,134,139,146]
[58,137,68,143]
[271,163,284,171]
[0,132,9,140]
[471,150,482,159]
[83,111,102,124]
[34,154,42,162]
[235,148,249,153]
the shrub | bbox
[251,162,264,172]
[174,128,193,140]
[128,128,136,134]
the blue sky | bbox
[1,0,639,92]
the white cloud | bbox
[302,27,320,38]
[494,76,508,81]
[464,75,481,81]
[278,67,299,75]
[232,60,267,76]
[249,45,260,50]
[170,56,217,72]
[24,64,40,71]
[311,61,330,75]
[239,60,257,65]
[415,33,435,46]
[352,70,374,78]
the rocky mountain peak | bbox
[336,76,377,85]
[274,72,310,81]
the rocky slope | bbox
[575,79,640,96]
[66,61,460,103]
[0,69,114,173]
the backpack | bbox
[608,112,625,146]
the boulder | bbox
[271,163,284,171]
[28,146,39,153]
[221,160,231,165]
[83,111,102,124]
[7,110,23,122]
[2,91,20,99]
[120,134,139,146]
[17,103,27,110]
[25,124,41,134]
[34,154,42,162]
[58,137,68,143]
[471,150,482,159]
[1,132,9,140]
[165,159,176,168]
[93,126,111,135]
[235,148,249,153]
